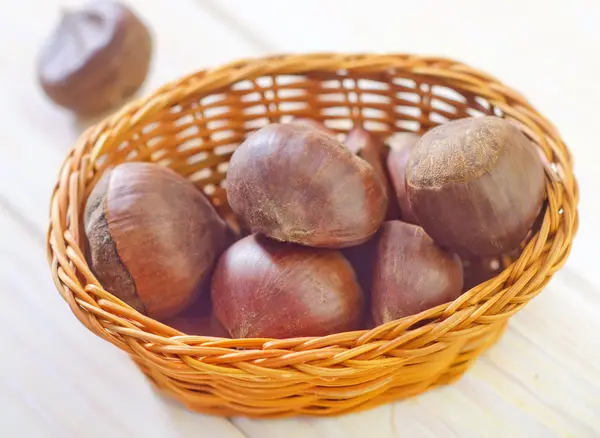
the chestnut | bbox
[345,128,400,220]
[211,234,364,338]
[37,0,153,116]
[371,221,463,325]
[84,162,229,319]
[226,123,388,248]
[385,132,420,224]
[406,116,545,257]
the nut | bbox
[371,221,464,325]
[226,123,388,248]
[37,0,152,115]
[84,162,229,319]
[211,234,365,338]
[406,116,545,257]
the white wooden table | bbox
[1,1,599,437]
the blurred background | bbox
[1,1,599,437]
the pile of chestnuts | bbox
[83,114,546,339]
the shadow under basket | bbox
[47,53,579,418]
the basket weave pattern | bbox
[47,53,578,418]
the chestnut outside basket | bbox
[47,53,578,418]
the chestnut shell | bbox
[226,123,388,248]
[371,221,464,325]
[84,162,229,319]
[406,116,545,257]
[37,0,153,115]
[211,234,364,338]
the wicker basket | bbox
[47,53,578,418]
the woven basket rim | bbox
[45,52,579,417]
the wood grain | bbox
[1,0,599,436]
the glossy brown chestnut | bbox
[84,162,229,319]
[406,116,545,257]
[371,221,463,325]
[37,0,152,115]
[226,123,388,248]
[385,132,420,224]
[211,234,364,339]
[345,128,400,220]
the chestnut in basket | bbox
[37,0,152,115]
[226,123,388,248]
[345,128,400,220]
[84,162,229,319]
[371,221,463,325]
[211,234,364,338]
[406,116,545,257]
[385,132,420,224]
